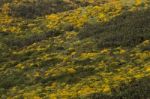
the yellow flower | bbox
[144,66,150,72]
[80,53,98,59]
[16,63,24,69]
[143,40,150,45]
[71,52,76,56]
[78,86,95,96]
[67,68,76,74]
[46,14,59,20]
[120,49,126,54]
[49,93,57,99]
[98,13,106,19]
[135,0,142,6]
[34,72,40,77]
[113,76,126,82]
[135,74,144,79]
[88,0,95,3]
[102,85,111,93]
[51,82,57,88]
[101,49,110,54]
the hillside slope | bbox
[0,0,150,98]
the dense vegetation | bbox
[0,0,150,98]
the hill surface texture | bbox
[0,0,150,98]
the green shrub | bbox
[79,8,150,48]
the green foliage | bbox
[9,0,74,18]
[0,0,150,98]
[79,8,150,48]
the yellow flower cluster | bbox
[45,2,123,30]
[80,52,99,59]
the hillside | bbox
[0,0,150,98]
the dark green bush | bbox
[8,0,74,18]
[3,30,61,49]
[87,77,150,99]
[79,9,150,48]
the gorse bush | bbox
[79,7,150,48]
[2,30,62,49]
[0,0,150,98]
[0,0,110,18]
[9,0,74,18]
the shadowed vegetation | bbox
[79,7,150,48]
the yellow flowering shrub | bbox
[102,84,111,93]
[78,86,96,96]
[80,52,99,59]
[67,68,76,74]
[45,1,123,30]
[135,0,142,6]
[100,48,110,54]
[0,0,150,99]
